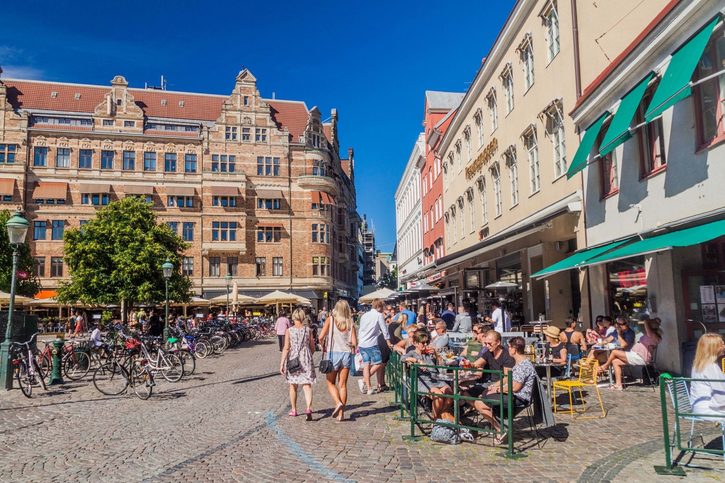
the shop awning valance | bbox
[124,185,154,195]
[531,239,632,279]
[79,184,111,194]
[566,112,610,179]
[310,191,322,203]
[32,182,67,199]
[599,73,654,156]
[256,189,283,199]
[166,186,196,196]
[644,16,720,122]
[210,186,240,196]
[0,178,15,196]
[583,219,725,267]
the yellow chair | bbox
[721,357,725,373]
[552,358,606,418]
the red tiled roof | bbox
[144,129,200,138]
[323,124,332,143]
[267,100,309,141]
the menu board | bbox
[700,285,725,323]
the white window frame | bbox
[549,107,567,178]
[545,3,560,62]
[503,70,514,114]
[523,42,534,91]
[525,130,541,194]
[479,180,489,225]
[487,91,498,132]
[468,193,475,233]
[475,110,484,149]
[491,165,502,218]
[506,152,519,207]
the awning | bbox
[566,113,610,179]
[644,16,720,122]
[531,239,632,279]
[321,192,334,204]
[210,186,240,196]
[584,219,725,267]
[310,191,322,203]
[32,182,67,199]
[79,184,111,194]
[256,189,283,199]
[0,178,15,196]
[124,185,155,195]
[599,73,654,156]
[166,186,196,196]
[34,289,58,299]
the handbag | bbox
[430,419,461,445]
[286,327,306,374]
[319,316,335,374]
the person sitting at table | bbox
[392,322,417,355]
[431,320,450,351]
[403,331,454,419]
[461,324,485,362]
[560,318,587,362]
[587,316,618,365]
[473,336,537,445]
[543,326,568,365]
[690,333,725,419]
[598,318,661,390]
[585,315,605,345]
[466,330,515,399]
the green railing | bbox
[386,350,520,458]
[655,373,725,476]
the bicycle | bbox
[10,333,47,398]
[92,336,155,399]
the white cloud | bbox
[2,65,44,80]
[0,45,44,80]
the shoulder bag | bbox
[286,327,306,374]
[319,317,335,374]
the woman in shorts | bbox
[318,300,357,422]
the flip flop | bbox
[288,410,298,417]
[332,403,344,418]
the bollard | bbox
[49,336,64,385]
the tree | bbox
[377,265,398,290]
[0,210,40,297]
[57,197,192,314]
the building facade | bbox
[395,133,424,289]
[0,70,361,306]
[360,215,376,288]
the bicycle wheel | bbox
[160,352,184,382]
[64,350,91,381]
[15,360,32,398]
[176,349,196,376]
[33,359,47,390]
[210,336,226,354]
[92,360,129,396]
[195,341,209,359]
[130,365,154,400]
[38,353,52,382]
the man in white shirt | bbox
[488,301,511,333]
[357,299,391,395]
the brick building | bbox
[0,69,361,306]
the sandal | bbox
[609,385,624,391]
[332,403,344,418]
[494,432,508,445]
[288,410,298,417]
[306,409,313,421]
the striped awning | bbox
[32,182,67,199]
[0,178,15,196]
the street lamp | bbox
[162,259,173,338]
[0,211,29,390]
[225,273,232,318]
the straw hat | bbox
[543,326,561,339]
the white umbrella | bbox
[358,287,396,304]
[170,296,211,307]
[27,297,64,307]
[0,290,32,305]
[256,290,302,305]
[485,281,520,289]
[208,293,256,305]
[294,295,312,306]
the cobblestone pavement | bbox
[1,341,723,482]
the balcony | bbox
[202,241,247,255]
[297,173,338,197]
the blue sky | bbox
[1,0,515,251]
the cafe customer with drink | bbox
[466,330,515,399]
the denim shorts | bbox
[359,345,383,365]
[331,351,352,370]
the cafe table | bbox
[590,345,615,386]
[535,361,565,400]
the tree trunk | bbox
[121,298,126,324]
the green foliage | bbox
[377,265,398,290]
[0,210,40,297]
[57,197,192,307]
[100,311,112,329]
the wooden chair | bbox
[552,358,606,418]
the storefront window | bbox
[606,257,648,323]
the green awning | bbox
[583,219,725,267]
[566,112,610,179]
[599,73,654,156]
[644,16,720,122]
[531,239,631,279]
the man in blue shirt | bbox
[396,301,416,325]
[614,317,636,350]
[440,303,456,330]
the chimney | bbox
[347,147,354,161]
[331,108,338,121]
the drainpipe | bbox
[571,0,583,98]
[288,149,293,290]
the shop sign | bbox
[465,138,498,179]
[16,270,28,280]
[427,271,446,283]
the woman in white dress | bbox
[690,333,725,420]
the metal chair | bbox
[552,358,606,418]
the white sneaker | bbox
[358,379,367,394]
[367,387,376,395]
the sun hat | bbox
[543,326,561,339]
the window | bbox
[211,154,236,173]
[209,257,220,277]
[257,198,280,210]
[256,226,282,243]
[243,96,250,106]
[51,220,64,240]
[255,128,267,142]
[637,89,666,177]
[164,153,177,172]
[211,221,237,241]
[548,107,567,177]
[242,127,251,142]
[56,148,71,168]
[464,129,472,162]
[474,111,484,149]
[524,130,540,194]
[143,152,156,171]
[522,42,534,90]
[491,164,502,217]
[166,221,178,234]
[35,257,45,277]
[182,222,194,241]
[167,196,193,208]
[225,126,237,141]
[273,257,283,276]
[101,150,114,170]
[33,147,48,167]
[503,68,514,114]
[124,120,135,127]
[545,4,560,62]
[33,221,47,240]
[468,194,475,233]
[256,156,280,176]
[81,193,110,206]
[0,144,17,164]
[312,256,330,276]
[122,151,135,171]
[255,257,266,276]
[182,257,194,276]
[213,196,238,208]
[694,26,725,147]
[226,256,238,276]
[102,119,114,127]
[505,151,519,207]
[312,160,327,176]
[479,180,489,225]
[50,257,63,278]
[184,153,197,173]
[487,92,498,131]
[79,149,92,169]
[311,223,330,243]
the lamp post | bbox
[0,211,29,390]
[162,259,173,339]
[225,273,232,318]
